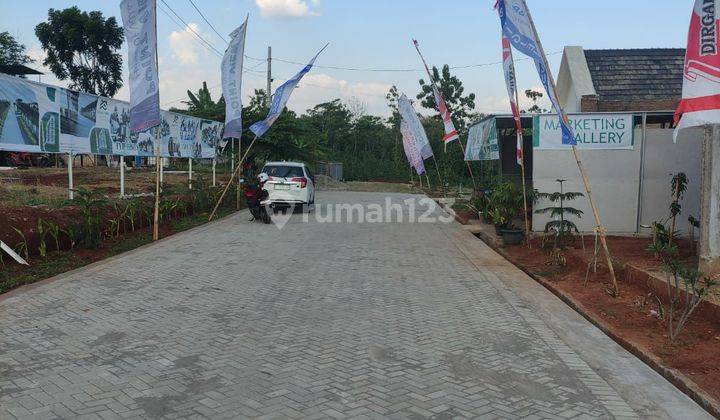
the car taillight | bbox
[291,177,307,188]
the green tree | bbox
[35,7,123,97]
[417,64,476,130]
[0,32,35,76]
[172,81,225,121]
[523,89,547,113]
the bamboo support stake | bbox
[209,135,258,221]
[522,0,617,294]
[153,129,161,241]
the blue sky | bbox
[2,0,691,116]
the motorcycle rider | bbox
[244,172,271,223]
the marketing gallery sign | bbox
[533,113,634,150]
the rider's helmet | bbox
[258,173,269,184]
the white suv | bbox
[261,161,316,207]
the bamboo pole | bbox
[521,0,618,294]
[209,135,258,221]
[431,154,443,190]
[153,129,161,241]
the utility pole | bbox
[266,46,272,107]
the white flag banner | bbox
[401,120,425,175]
[250,45,327,138]
[222,17,248,140]
[120,0,160,133]
[398,94,433,160]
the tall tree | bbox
[35,7,123,97]
[417,64,476,131]
[173,81,225,121]
[0,32,35,76]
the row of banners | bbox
[0,73,223,158]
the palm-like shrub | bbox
[535,179,584,250]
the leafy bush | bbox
[649,242,717,342]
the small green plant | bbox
[37,218,49,257]
[62,225,80,250]
[71,187,107,249]
[535,179,584,252]
[125,199,140,231]
[649,242,717,342]
[42,219,61,252]
[12,227,29,262]
[650,173,688,249]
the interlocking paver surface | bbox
[0,192,710,419]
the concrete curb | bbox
[469,220,720,419]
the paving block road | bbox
[0,192,712,419]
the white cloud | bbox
[169,23,207,65]
[289,73,391,115]
[255,0,319,20]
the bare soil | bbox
[502,236,720,403]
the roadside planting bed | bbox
[0,166,240,294]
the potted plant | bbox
[486,181,525,244]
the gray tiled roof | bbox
[584,49,685,101]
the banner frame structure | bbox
[0,73,223,160]
[516,0,619,294]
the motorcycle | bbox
[242,174,272,224]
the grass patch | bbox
[0,184,69,208]
[0,253,84,294]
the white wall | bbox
[532,127,702,235]
[533,137,641,234]
[638,128,703,235]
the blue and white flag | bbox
[221,17,248,140]
[120,0,160,133]
[250,45,327,138]
[496,0,575,146]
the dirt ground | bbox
[501,235,720,403]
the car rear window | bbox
[263,165,304,178]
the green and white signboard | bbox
[533,113,634,150]
[465,117,499,161]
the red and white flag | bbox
[675,0,720,140]
[413,39,459,146]
[502,36,523,166]
[432,85,460,144]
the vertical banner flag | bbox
[496,0,576,146]
[502,36,524,165]
[398,93,433,160]
[412,39,459,145]
[674,0,720,140]
[250,45,328,138]
[120,0,160,133]
[222,17,248,140]
[400,120,425,175]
